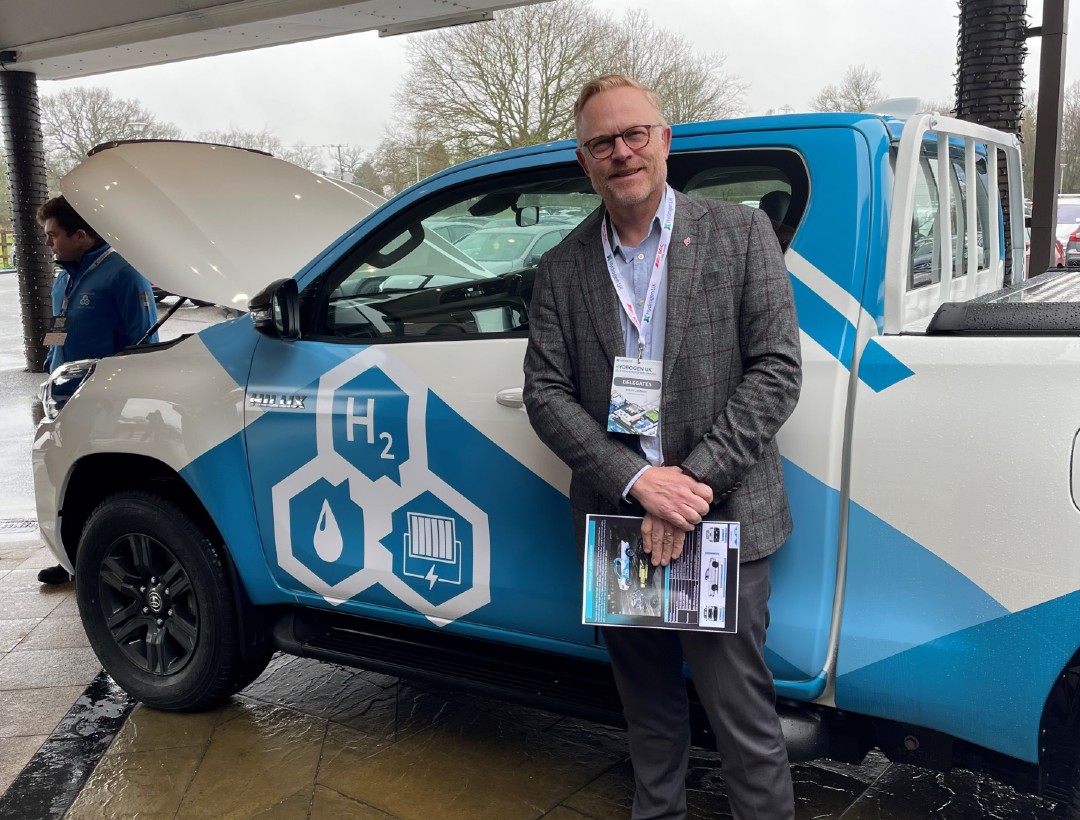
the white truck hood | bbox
[61,141,383,311]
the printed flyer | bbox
[582,514,740,632]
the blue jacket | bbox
[47,243,159,372]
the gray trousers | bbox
[601,556,793,820]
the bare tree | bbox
[398,1,603,158]
[602,9,745,124]
[920,99,955,115]
[195,127,283,154]
[1025,83,1080,197]
[196,128,327,173]
[1020,92,1037,199]
[394,0,741,161]
[373,119,453,196]
[280,143,326,174]
[809,65,884,113]
[1060,81,1080,194]
[41,87,181,189]
[323,143,372,182]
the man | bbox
[523,75,801,819]
[36,195,158,585]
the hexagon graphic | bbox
[315,347,428,491]
[384,491,473,607]
[376,476,490,625]
[272,453,379,600]
[328,368,411,485]
[270,347,490,626]
[287,477,365,587]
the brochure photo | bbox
[582,514,740,632]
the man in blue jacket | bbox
[36,195,158,584]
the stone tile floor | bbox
[0,528,1063,819]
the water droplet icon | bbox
[314,500,344,562]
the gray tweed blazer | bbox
[522,190,802,562]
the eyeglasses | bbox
[580,124,663,160]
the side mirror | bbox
[250,278,300,340]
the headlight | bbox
[41,359,97,420]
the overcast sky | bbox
[46,0,1080,159]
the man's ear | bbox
[575,148,590,177]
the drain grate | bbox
[0,518,38,530]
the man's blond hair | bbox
[574,75,666,139]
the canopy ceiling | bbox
[0,0,546,80]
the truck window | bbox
[680,149,809,251]
[307,167,600,342]
[901,139,996,329]
[306,149,810,343]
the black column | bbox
[1027,0,1069,277]
[0,70,52,372]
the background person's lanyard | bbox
[600,186,675,360]
[59,247,114,316]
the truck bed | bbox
[927,269,1080,335]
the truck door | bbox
[243,165,601,650]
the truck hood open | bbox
[61,141,384,311]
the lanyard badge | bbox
[45,248,115,349]
[604,187,676,439]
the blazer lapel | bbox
[663,193,706,377]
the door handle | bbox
[496,387,524,408]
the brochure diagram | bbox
[582,515,740,632]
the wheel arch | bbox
[60,453,272,660]
[1039,648,1080,803]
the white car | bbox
[454,223,572,274]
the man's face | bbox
[576,86,671,213]
[42,218,88,263]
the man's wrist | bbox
[622,465,651,502]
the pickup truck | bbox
[33,112,1080,811]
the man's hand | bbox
[641,512,686,567]
[629,466,713,530]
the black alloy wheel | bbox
[98,533,198,676]
[76,490,271,711]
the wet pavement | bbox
[0,272,1063,818]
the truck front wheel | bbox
[76,490,270,711]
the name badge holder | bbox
[604,187,675,438]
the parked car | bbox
[454,223,573,274]
[1025,226,1067,274]
[1056,193,1080,245]
[31,114,1080,813]
[423,219,481,245]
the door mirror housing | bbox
[250,278,301,340]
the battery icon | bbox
[404,512,463,586]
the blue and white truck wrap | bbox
[33,112,1080,804]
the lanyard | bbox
[601,186,675,360]
[60,247,114,316]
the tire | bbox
[76,490,270,711]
